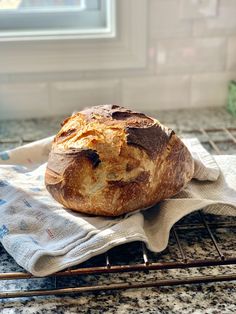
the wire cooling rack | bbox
[0,127,235,299]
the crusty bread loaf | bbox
[45,105,194,216]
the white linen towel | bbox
[0,137,235,277]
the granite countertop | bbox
[0,107,236,314]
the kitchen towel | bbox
[0,137,235,277]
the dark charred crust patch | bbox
[65,148,101,168]
[126,125,174,159]
[111,111,148,120]
[82,150,101,168]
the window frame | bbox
[0,0,147,74]
[0,0,115,40]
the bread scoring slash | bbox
[45,105,194,216]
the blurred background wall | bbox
[0,0,236,120]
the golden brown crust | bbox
[45,105,194,216]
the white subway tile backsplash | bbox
[51,80,120,115]
[149,0,192,39]
[193,0,236,36]
[156,38,226,74]
[122,76,190,111]
[227,37,236,71]
[0,83,50,120]
[191,72,236,108]
[180,0,218,19]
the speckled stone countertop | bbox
[0,107,236,314]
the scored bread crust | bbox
[45,105,194,216]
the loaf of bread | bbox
[45,105,194,216]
